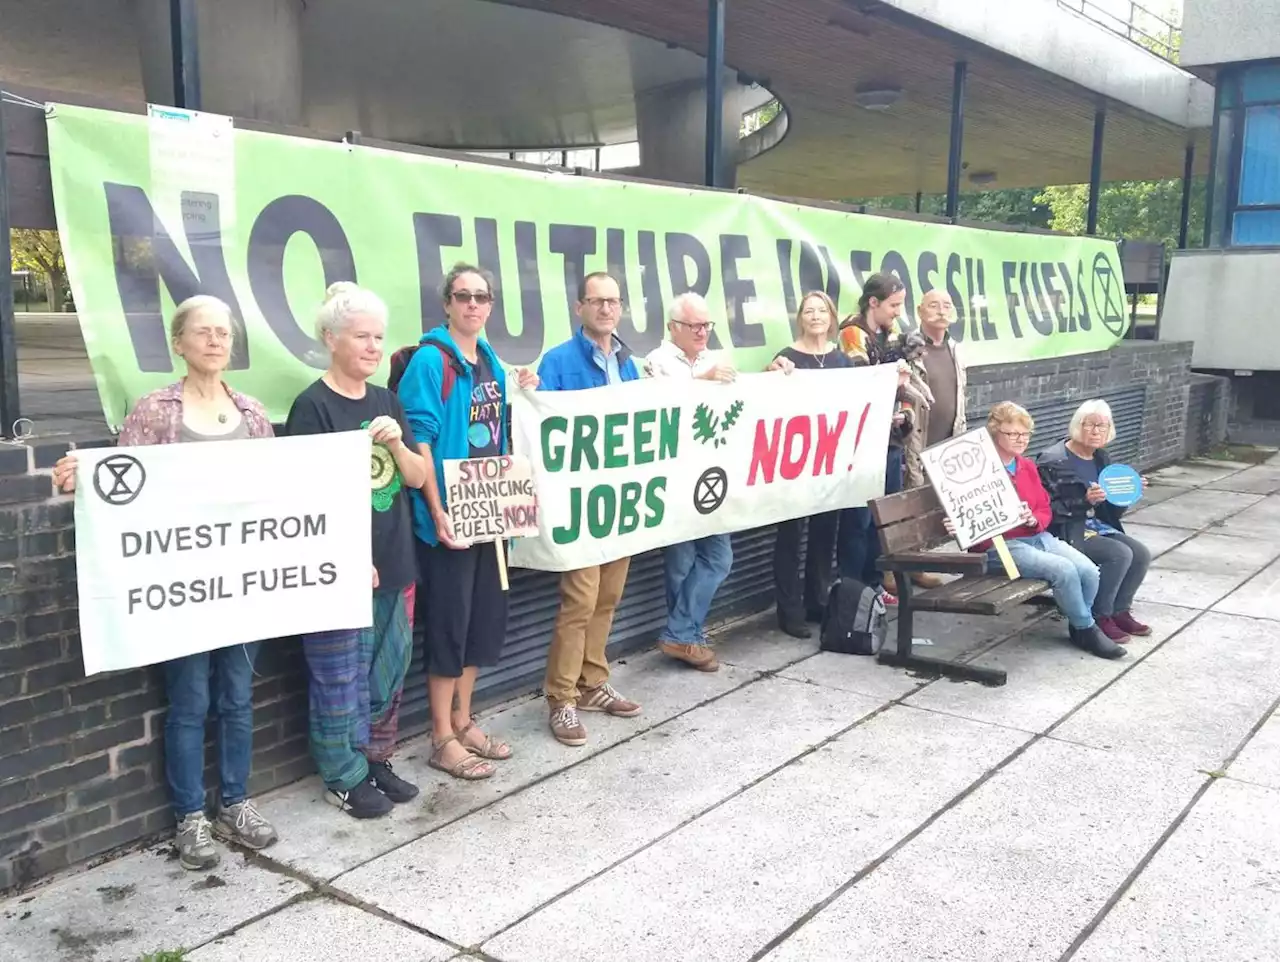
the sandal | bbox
[428,734,495,781]
[456,722,513,761]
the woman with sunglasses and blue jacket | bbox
[397,262,538,781]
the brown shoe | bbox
[549,704,587,747]
[578,682,642,717]
[911,572,944,589]
[658,641,720,672]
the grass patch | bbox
[139,951,185,961]
[1198,443,1276,465]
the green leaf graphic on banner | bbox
[694,400,745,449]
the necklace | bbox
[814,351,826,369]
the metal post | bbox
[0,104,22,436]
[704,0,726,188]
[170,0,202,109]
[1087,108,1106,235]
[1178,144,1195,249]
[914,191,923,213]
[946,61,967,220]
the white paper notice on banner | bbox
[147,104,236,237]
[920,428,1024,551]
[443,455,539,543]
[73,432,372,675]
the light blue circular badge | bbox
[1099,463,1143,507]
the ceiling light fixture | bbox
[854,86,903,112]
[968,170,998,186]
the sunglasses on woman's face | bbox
[450,290,493,305]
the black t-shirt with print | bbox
[467,352,503,459]
[775,346,853,371]
[285,378,418,592]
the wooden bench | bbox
[870,486,1051,687]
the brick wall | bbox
[0,340,1224,893]
[967,341,1197,469]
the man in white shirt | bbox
[644,293,792,670]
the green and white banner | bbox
[45,103,1131,430]
[509,366,898,571]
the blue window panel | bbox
[1239,106,1280,205]
[1232,210,1280,246]
[1241,63,1280,105]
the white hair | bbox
[1069,399,1117,446]
[668,291,709,323]
[315,282,388,341]
[170,294,234,340]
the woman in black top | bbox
[286,282,429,820]
[772,291,853,637]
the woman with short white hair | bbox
[286,282,428,820]
[1037,399,1152,643]
[52,295,278,871]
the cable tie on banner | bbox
[1,90,45,110]
[1,418,35,445]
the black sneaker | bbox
[368,759,419,803]
[326,778,393,819]
[1068,625,1128,661]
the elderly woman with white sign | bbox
[397,262,538,781]
[284,282,428,821]
[957,402,1126,661]
[52,294,278,872]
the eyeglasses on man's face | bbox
[583,296,622,310]
[450,290,492,305]
[675,320,715,334]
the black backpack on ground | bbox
[820,577,888,656]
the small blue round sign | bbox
[1099,463,1143,507]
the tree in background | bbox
[845,188,1052,229]
[1036,178,1205,250]
[10,229,68,311]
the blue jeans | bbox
[838,446,904,588]
[660,534,734,645]
[989,533,1100,629]
[163,644,259,818]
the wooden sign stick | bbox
[991,534,1021,580]
[494,538,510,592]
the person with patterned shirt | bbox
[286,282,429,819]
[52,295,278,871]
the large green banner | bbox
[46,103,1130,429]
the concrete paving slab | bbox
[331,677,880,946]
[483,706,1029,962]
[760,738,1202,962]
[1148,463,1245,487]
[1053,611,1280,771]
[1122,489,1264,530]
[1213,558,1280,623]
[1153,531,1280,577]
[0,842,309,962]
[1073,779,1280,962]
[1190,457,1258,470]
[715,620,820,672]
[778,651,925,702]
[1230,711,1280,790]
[1137,482,1202,507]
[1217,500,1280,542]
[1205,465,1280,496]
[1134,567,1250,610]
[187,896,454,962]
[254,648,754,881]
[906,602,1198,734]
[1121,522,1198,558]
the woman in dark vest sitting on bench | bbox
[1037,399,1151,644]
[951,402,1126,660]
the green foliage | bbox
[138,951,186,962]
[843,189,1052,229]
[1036,177,1206,251]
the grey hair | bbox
[667,291,708,324]
[439,262,496,304]
[1069,399,1117,445]
[170,294,234,340]
[315,282,388,341]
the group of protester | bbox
[48,268,1151,874]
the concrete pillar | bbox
[134,0,303,126]
[635,79,749,188]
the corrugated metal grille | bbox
[967,385,1146,466]
[397,527,778,728]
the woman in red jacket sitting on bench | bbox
[958,402,1126,661]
